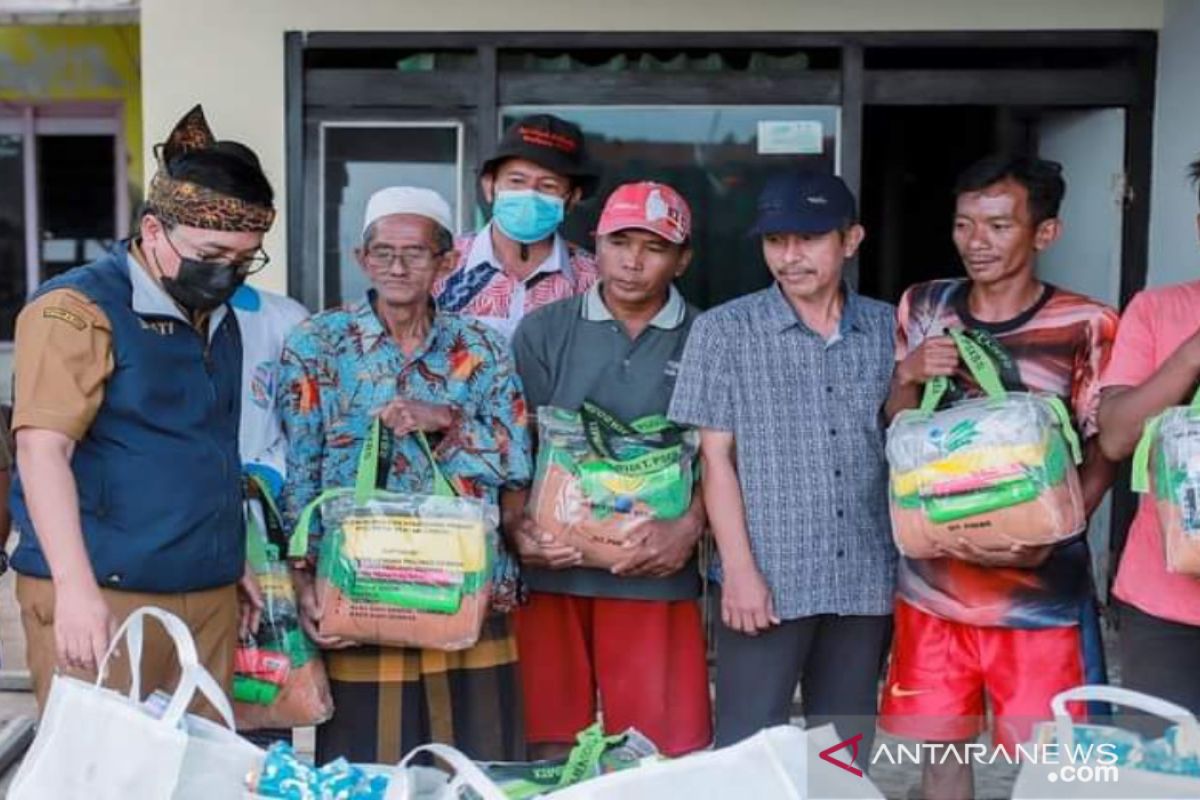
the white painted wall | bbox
[1037,108,1127,595]
[1147,0,1200,288]
[139,0,1165,295]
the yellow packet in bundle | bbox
[340,516,489,572]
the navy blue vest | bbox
[10,247,245,592]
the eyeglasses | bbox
[162,228,271,275]
[364,246,446,272]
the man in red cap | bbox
[507,181,712,757]
[435,114,601,341]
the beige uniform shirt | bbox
[11,243,209,441]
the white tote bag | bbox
[384,743,510,800]
[10,606,263,800]
[172,663,266,800]
[549,725,884,800]
[1012,685,1200,800]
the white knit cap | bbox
[362,187,454,235]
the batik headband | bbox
[146,105,275,233]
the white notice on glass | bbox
[757,121,824,155]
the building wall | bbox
[1147,0,1200,287]
[0,24,142,186]
[0,24,141,399]
[140,0,1165,295]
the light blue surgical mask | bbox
[491,189,566,244]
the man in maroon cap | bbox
[507,181,712,758]
[435,114,601,341]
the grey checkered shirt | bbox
[668,283,897,619]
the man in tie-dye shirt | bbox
[878,155,1118,800]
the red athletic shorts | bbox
[515,592,712,756]
[879,599,1086,751]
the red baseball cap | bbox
[596,182,692,245]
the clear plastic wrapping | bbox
[314,492,498,651]
[886,393,1086,559]
[1137,404,1200,575]
[528,406,699,569]
[234,497,334,730]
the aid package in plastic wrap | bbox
[886,330,1085,560]
[235,478,334,730]
[314,492,496,651]
[292,421,497,652]
[529,403,698,569]
[1133,388,1200,575]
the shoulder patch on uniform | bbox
[43,306,87,330]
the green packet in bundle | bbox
[479,723,662,799]
[538,403,699,520]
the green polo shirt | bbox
[512,282,702,601]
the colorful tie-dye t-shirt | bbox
[276,293,533,611]
[894,279,1118,628]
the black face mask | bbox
[160,257,245,313]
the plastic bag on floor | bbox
[529,403,699,568]
[886,329,1085,560]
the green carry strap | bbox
[289,417,456,559]
[248,473,290,555]
[1044,396,1084,466]
[245,503,271,568]
[556,723,630,789]
[915,329,1083,465]
[919,328,1008,413]
[580,400,681,460]
[581,401,637,459]
[1131,416,1162,494]
[1131,385,1200,493]
[245,473,291,567]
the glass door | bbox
[0,109,122,340]
[318,121,466,307]
[0,120,27,341]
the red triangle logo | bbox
[819,733,864,777]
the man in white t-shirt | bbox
[230,284,310,488]
[229,283,308,743]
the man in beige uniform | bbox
[10,106,274,712]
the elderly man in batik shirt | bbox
[278,186,531,763]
